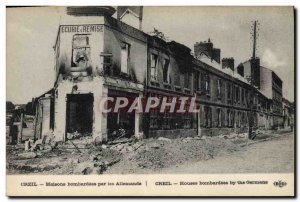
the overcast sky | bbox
[7,6,294,104]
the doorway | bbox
[66,94,93,138]
[107,90,136,140]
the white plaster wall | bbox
[54,77,105,141]
[55,16,105,78]
[120,13,140,30]
[40,98,51,137]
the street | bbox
[7,130,294,175]
[160,132,294,173]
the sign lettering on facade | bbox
[61,25,103,33]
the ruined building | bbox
[34,6,286,142]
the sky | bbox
[6,6,294,104]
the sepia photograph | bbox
[5,6,295,196]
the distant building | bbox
[282,98,294,129]
[237,61,284,128]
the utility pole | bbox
[249,20,258,140]
[252,20,257,59]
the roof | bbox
[196,54,251,85]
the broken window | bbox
[150,108,158,129]
[232,111,234,127]
[205,74,210,94]
[163,58,170,83]
[234,86,238,102]
[204,106,212,128]
[72,34,91,68]
[237,111,241,127]
[217,108,222,127]
[150,53,158,81]
[227,83,232,103]
[241,88,244,104]
[100,53,112,75]
[200,73,205,92]
[194,71,200,91]
[227,109,230,127]
[184,72,190,89]
[217,79,221,97]
[184,114,192,129]
[238,87,241,103]
[162,112,171,129]
[121,42,130,74]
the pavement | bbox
[158,131,294,174]
[6,129,294,175]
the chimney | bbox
[222,58,234,71]
[117,6,143,30]
[237,63,244,77]
[213,48,221,64]
[194,39,221,64]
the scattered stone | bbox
[82,167,93,175]
[17,152,37,159]
[40,145,52,153]
[105,158,121,166]
[132,142,144,151]
[24,139,34,151]
[108,138,133,145]
[50,141,59,149]
[35,151,42,157]
[35,139,43,145]
[78,155,89,163]
[94,136,102,146]
[157,137,172,143]
[150,143,160,149]
[89,154,98,162]
[237,133,247,138]
[15,144,25,150]
[42,135,48,144]
[30,139,43,151]
[68,158,75,164]
[126,146,133,152]
[133,132,143,140]
[95,163,107,174]
[101,144,107,149]
[67,131,81,140]
[116,144,124,151]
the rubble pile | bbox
[7,132,246,175]
[69,148,122,175]
[131,136,240,170]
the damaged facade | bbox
[33,6,291,143]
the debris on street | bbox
[6,129,289,175]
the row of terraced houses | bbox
[33,6,290,143]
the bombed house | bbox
[33,6,287,143]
